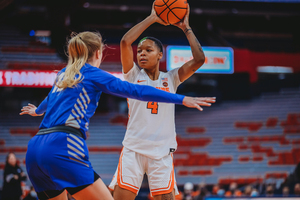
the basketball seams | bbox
[168,7,187,22]
[155,0,170,17]
[155,0,170,6]
[154,0,187,24]
[162,0,179,23]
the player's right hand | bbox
[182,97,216,111]
[20,103,43,116]
[173,4,190,31]
[150,1,169,26]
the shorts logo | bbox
[163,82,168,87]
[169,148,176,154]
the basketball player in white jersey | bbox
[109,3,216,200]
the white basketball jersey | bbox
[122,63,182,160]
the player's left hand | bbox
[173,4,190,31]
[20,103,43,116]
[182,97,216,111]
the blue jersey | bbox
[35,63,184,139]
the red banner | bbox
[0,70,124,88]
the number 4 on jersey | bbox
[147,102,158,114]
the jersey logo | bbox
[163,82,168,87]
[137,80,146,83]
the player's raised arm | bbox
[173,4,206,82]
[121,2,168,73]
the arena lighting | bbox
[0,70,124,88]
[257,66,293,73]
[35,30,51,37]
[29,30,35,37]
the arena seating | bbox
[0,25,299,189]
[0,26,65,70]
[173,88,300,185]
[7,62,66,70]
[1,46,56,54]
[220,31,296,53]
[0,87,299,187]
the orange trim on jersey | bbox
[117,149,139,194]
[150,156,175,196]
[127,99,130,119]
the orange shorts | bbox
[109,147,178,196]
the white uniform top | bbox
[122,63,182,160]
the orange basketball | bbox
[154,0,188,24]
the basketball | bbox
[154,0,188,24]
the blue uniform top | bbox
[35,63,184,139]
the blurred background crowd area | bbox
[0,0,300,199]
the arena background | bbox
[0,0,300,199]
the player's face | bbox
[137,39,162,69]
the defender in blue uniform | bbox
[20,31,212,200]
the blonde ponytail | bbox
[57,31,103,89]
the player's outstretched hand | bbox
[20,103,43,116]
[182,97,216,111]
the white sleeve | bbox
[122,63,140,83]
[168,68,182,90]
[6,174,14,183]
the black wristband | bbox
[184,28,192,34]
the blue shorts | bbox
[26,132,95,194]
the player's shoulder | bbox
[58,67,66,75]
[161,69,176,79]
[82,63,100,72]
[129,62,142,74]
[82,64,110,77]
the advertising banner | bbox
[0,70,124,88]
[166,46,234,74]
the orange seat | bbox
[178,170,188,176]
[186,127,206,134]
[0,139,5,145]
[239,156,250,162]
[266,173,287,179]
[219,178,232,185]
[223,137,244,144]
[110,115,128,126]
[221,157,232,162]
[266,117,278,128]
[235,121,263,132]
[238,144,248,150]
[174,159,185,166]
[192,170,212,175]
[253,156,263,162]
